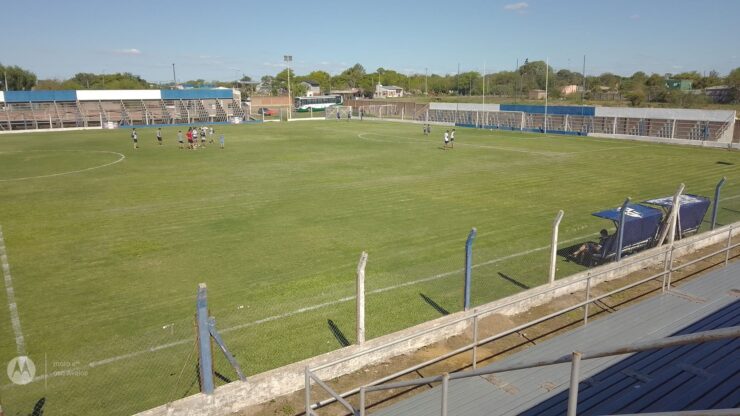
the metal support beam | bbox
[549,210,564,284]
[208,317,246,382]
[196,283,215,394]
[463,228,477,311]
[616,198,631,261]
[567,351,582,416]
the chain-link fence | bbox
[2,186,739,415]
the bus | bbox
[294,95,342,111]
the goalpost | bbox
[325,106,353,119]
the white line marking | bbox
[0,150,125,182]
[16,231,597,383]
[357,132,565,156]
[0,225,26,355]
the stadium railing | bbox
[303,222,740,415]
[355,327,740,416]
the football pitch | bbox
[1,120,740,415]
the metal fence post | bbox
[584,277,591,325]
[472,314,478,369]
[549,210,564,284]
[305,367,311,416]
[359,386,366,416]
[196,283,214,395]
[356,252,368,346]
[726,227,732,266]
[464,228,478,311]
[567,352,582,416]
[616,198,631,262]
[711,177,726,230]
[441,373,450,416]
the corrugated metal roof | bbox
[372,262,740,416]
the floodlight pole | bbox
[616,197,631,262]
[172,63,177,86]
[711,177,727,230]
[544,57,549,134]
[549,210,564,285]
[463,228,477,311]
[425,68,428,96]
[284,55,292,120]
[482,62,486,128]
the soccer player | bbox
[450,129,455,148]
[219,133,225,149]
[186,128,193,149]
[348,111,352,121]
[192,127,199,148]
[200,127,207,147]
[423,124,428,136]
[131,128,138,149]
[443,130,449,149]
[336,110,341,121]
[156,128,163,145]
[177,130,184,149]
[209,127,215,143]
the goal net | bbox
[326,106,353,120]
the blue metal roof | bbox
[592,203,662,223]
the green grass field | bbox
[1,120,739,415]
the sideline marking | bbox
[0,150,125,182]
[0,225,26,356]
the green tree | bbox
[0,63,37,90]
[305,71,331,93]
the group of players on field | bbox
[423,124,456,149]
[130,126,225,150]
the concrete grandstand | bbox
[0,89,247,131]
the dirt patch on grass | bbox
[240,242,739,416]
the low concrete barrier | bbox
[137,222,740,416]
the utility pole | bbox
[172,63,177,87]
[3,71,8,91]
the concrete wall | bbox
[136,222,740,416]
[251,96,290,108]
[76,90,161,101]
[430,102,501,112]
[594,106,736,123]
[588,132,740,148]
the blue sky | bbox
[3,0,739,82]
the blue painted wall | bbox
[500,104,595,116]
[161,89,233,100]
[4,90,77,102]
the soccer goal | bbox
[326,106,353,120]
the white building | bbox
[374,84,404,99]
[300,81,321,97]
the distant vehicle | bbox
[294,95,342,111]
[257,107,277,116]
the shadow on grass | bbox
[497,272,530,290]
[327,319,351,347]
[420,293,450,315]
[29,397,45,416]
[557,242,593,267]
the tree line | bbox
[2,61,739,106]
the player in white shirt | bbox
[450,129,455,148]
[443,130,449,149]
